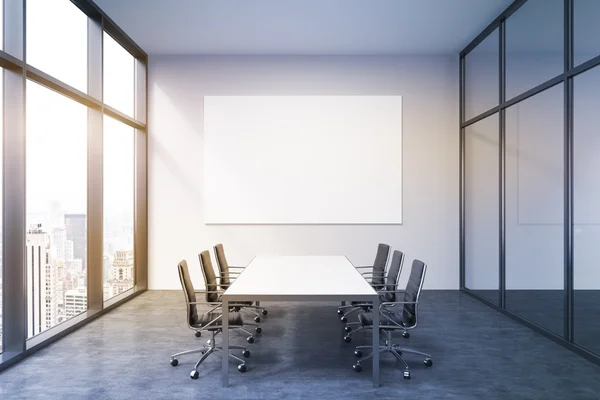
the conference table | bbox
[221,255,380,387]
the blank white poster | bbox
[203,95,402,224]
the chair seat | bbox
[350,292,394,306]
[192,311,244,328]
[358,311,410,327]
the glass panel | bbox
[505,0,563,101]
[104,32,135,118]
[574,0,600,67]
[0,0,3,51]
[465,29,499,121]
[505,84,564,336]
[26,0,88,93]
[103,115,135,301]
[465,114,499,304]
[26,80,88,338]
[0,68,3,353]
[573,65,600,355]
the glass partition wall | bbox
[460,0,600,365]
[1,0,147,368]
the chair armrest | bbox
[228,266,245,269]
[194,290,225,294]
[355,266,372,269]
[220,273,240,278]
[188,303,222,313]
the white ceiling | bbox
[93,0,513,56]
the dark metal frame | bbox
[459,0,600,365]
[1,0,148,370]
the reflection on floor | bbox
[469,289,600,355]
[0,290,599,400]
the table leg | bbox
[372,296,380,387]
[222,298,229,387]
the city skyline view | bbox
[0,0,138,353]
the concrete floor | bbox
[0,290,599,399]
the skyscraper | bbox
[52,227,73,262]
[65,288,87,319]
[106,250,134,298]
[64,214,86,270]
[26,224,57,337]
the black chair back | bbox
[401,259,427,327]
[198,250,219,303]
[213,243,231,289]
[177,260,198,326]
[372,243,391,285]
[383,250,405,301]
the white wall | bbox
[148,55,459,290]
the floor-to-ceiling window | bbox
[102,31,136,302]
[0,0,147,369]
[0,0,4,357]
[464,114,500,305]
[573,60,600,357]
[463,27,500,305]
[25,0,89,337]
[460,0,600,364]
[0,65,3,354]
[103,116,135,301]
[26,80,88,337]
[504,84,564,336]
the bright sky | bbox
[23,0,137,220]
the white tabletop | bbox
[223,255,377,299]
[220,255,381,387]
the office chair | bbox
[169,260,253,379]
[351,259,433,379]
[213,243,268,322]
[342,249,405,339]
[337,243,391,323]
[193,250,262,339]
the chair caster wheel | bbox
[340,316,347,323]
[344,326,352,333]
[242,350,250,358]
[424,358,433,367]
[354,350,362,358]
[255,327,262,334]
[344,336,352,343]
[403,371,410,379]
[247,336,255,344]
[195,331,202,338]
[254,316,261,323]
[238,364,247,373]
[353,364,362,372]
[190,370,199,379]
[262,309,268,315]
[402,332,410,339]
[337,309,344,315]
[170,358,178,367]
